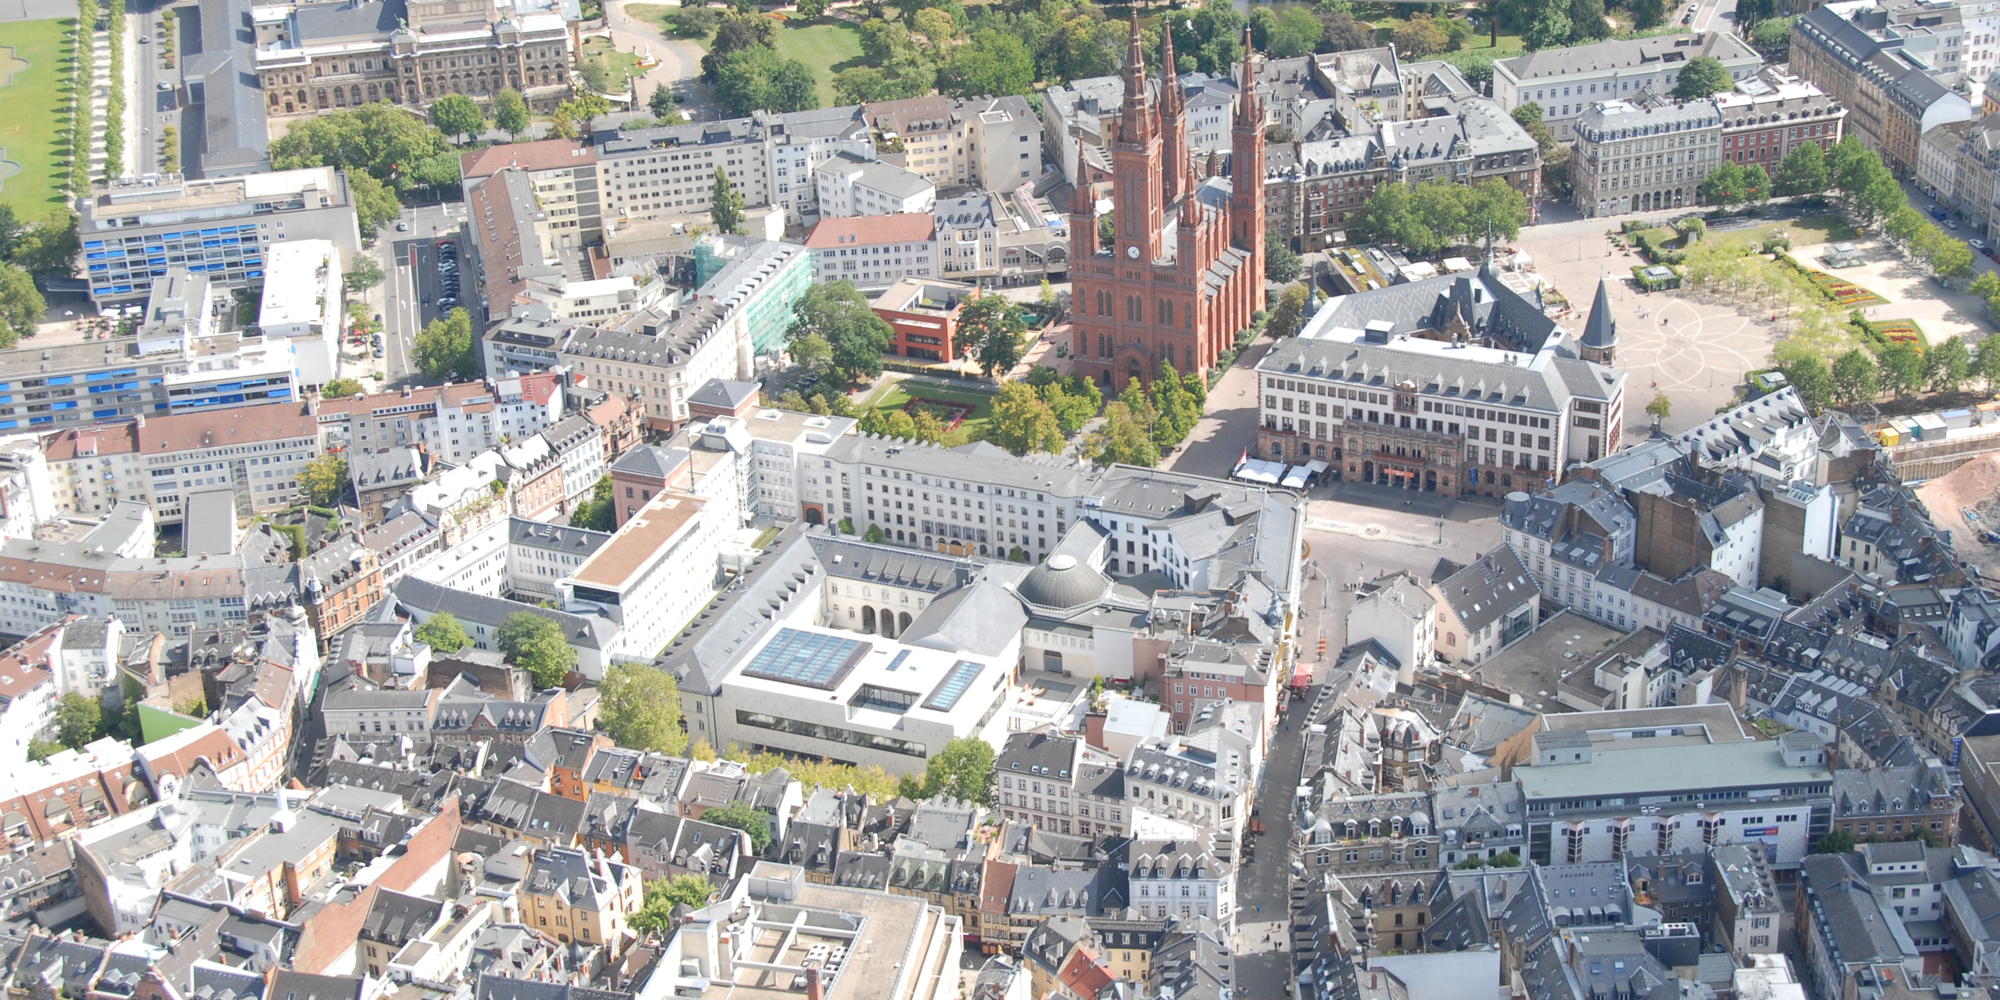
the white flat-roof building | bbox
[257,240,342,387]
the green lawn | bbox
[627,3,710,50]
[771,18,865,108]
[1709,215,1861,248]
[874,380,1000,439]
[578,36,644,94]
[0,19,78,217]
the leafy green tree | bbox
[1318,9,1371,51]
[600,662,688,755]
[414,612,470,653]
[27,737,60,762]
[962,295,1028,378]
[414,308,479,383]
[1268,283,1309,339]
[1524,0,1573,50]
[0,264,46,348]
[648,83,677,119]
[344,253,385,292]
[55,692,101,749]
[988,382,1064,455]
[0,205,20,264]
[1815,829,1856,854]
[497,612,579,688]
[789,281,894,382]
[715,46,819,116]
[1040,381,1097,434]
[923,736,996,804]
[1083,401,1160,467]
[1779,353,1834,412]
[1645,392,1671,426]
[1266,244,1302,283]
[493,89,532,139]
[1879,341,1926,398]
[569,476,617,532]
[1167,1,1245,75]
[702,801,773,853]
[1885,205,1926,245]
[322,377,364,399]
[270,102,450,192]
[702,13,776,81]
[1391,13,1450,57]
[938,29,1034,97]
[1978,336,2000,389]
[632,875,717,933]
[1831,349,1879,405]
[1569,0,1610,39]
[1671,56,1732,100]
[1917,227,1976,279]
[431,94,486,143]
[1249,6,1324,57]
[1773,140,1828,197]
[1698,161,1769,209]
[709,166,745,236]
[1929,335,1972,392]
[346,170,402,239]
[301,455,348,507]
[1752,16,1794,53]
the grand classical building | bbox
[252,0,574,116]
[1068,20,1266,389]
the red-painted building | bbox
[871,277,976,362]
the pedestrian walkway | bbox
[86,23,109,179]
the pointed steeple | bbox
[1237,26,1263,127]
[1161,15,1190,203]
[1119,8,1154,145]
[1160,19,1182,118]
[1580,272,1618,363]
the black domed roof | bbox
[1015,554,1112,611]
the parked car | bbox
[1949,219,1960,230]
[421,295,430,306]
[1931,205,1948,220]
[1974,238,1989,252]
[396,220,409,232]
[138,34,148,42]
[157,81,174,90]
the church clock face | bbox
[1127,245,1140,259]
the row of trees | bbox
[1081,365,1208,467]
[985,370,1104,455]
[1353,178,1531,259]
[1886,205,1977,280]
[104,0,125,182]
[1781,335,1997,412]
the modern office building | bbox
[80,168,363,307]
[0,271,298,433]
[256,240,342,387]
[813,153,937,220]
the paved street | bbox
[374,205,465,388]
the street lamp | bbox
[1436,516,1445,545]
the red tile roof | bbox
[43,425,140,463]
[803,213,937,248]
[460,140,597,178]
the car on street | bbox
[138,34,148,42]
[439,296,457,308]
[374,346,384,358]
[396,220,408,231]
[421,295,430,306]
[1974,239,1989,252]
[1931,205,1948,220]
[157,81,174,90]
[1949,219,1960,230]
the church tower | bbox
[1230,28,1267,315]
[1113,10,1165,266]
[1160,23,1190,205]
[1580,273,1618,365]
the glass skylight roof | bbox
[923,660,985,711]
[743,628,871,690]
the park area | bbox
[0,19,77,216]
[770,18,864,106]
[869,379,998,440]
[577,36,644,94]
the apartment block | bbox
[814,152,937,219]
[1492,32,1763,141]
[80,168,363,307]
[459,139,603,247]
[802,213,942,290]
[1791,1,1974,177]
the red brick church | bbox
[1070,19,1267,389]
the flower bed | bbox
[903,397,974,431]
[1802,267,1889,307]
